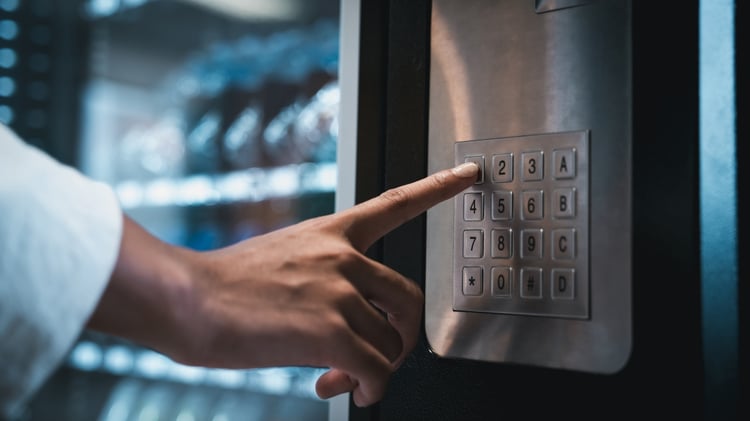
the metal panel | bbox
[425,0,631,373]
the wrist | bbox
[87,217,203,363]
[156,247,219,365]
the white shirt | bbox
[0,124,123,419]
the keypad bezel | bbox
[453,131,590,319]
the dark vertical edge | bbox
[736,0,749,418]
[48,0,89,167]
[350,0,390,420]
[354,0,390,209]
[380,0,431,282]
[378,0,432,419]
[631,0,704,414]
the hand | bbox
[88,162,479,407]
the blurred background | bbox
[0,0,341,419]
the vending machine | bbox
[333,0,745,420]
[1,0,744,420]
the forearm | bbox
[86,215,201,361]
[83,163,476,407]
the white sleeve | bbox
[0,124,123,418]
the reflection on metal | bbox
[535,0,594,14]
[425,0,632,374]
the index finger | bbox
[343,162,479,251]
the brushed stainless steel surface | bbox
[425,0,631,373]
[452,131,590,319]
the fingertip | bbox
[316,371,381,408]
[451,161,480,179]
[316,369,357,400]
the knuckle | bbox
[328,279,361,308]
[334,247,363,268]
[378,186,411,210]
[429,171,451,190]
[428,171,454,199]
[306,243,360,270]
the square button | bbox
[520,267,543,299]
[491,190,513,220]
[552,148,576,179]
[463,193,483,221]
[521,229,544,259]
[521,150,544,181]
[491,266,512,297]
[521,190,544,220]
[492,153,513,183]
[552,188,576,219]
[465,155,485,184]
[551,229,575,260]
[463,230,484,258]
[551,268,575,300]
[491,228,513,258]
[463,266,483,296]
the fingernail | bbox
[452,162,479,178]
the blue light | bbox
[86,0,120,17]
[0,48,16,68]
[134,350,171,379]
[70,341,103,371]
[0,20,18,40]
[103,345,135,374]
[0,105,14,124]
[699,0,737,414]
[0,76,15,96]
[0,0,19,12]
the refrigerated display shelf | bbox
[114,162,336,209]
[67,340,326,400]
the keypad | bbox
[453,131,589,319]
